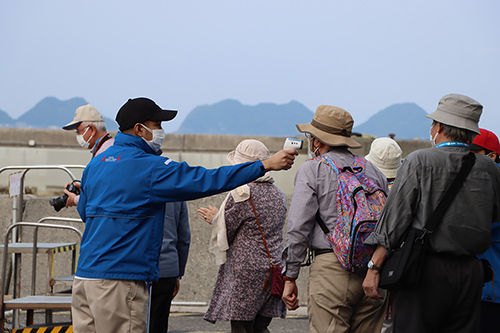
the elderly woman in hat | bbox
[365,137,403,333]
[198,139,287,333]
[365,137,403,191]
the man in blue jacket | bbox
[71,97,297,333]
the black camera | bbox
[49,182,80,212]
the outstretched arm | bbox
[261,149,298,171]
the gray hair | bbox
[82,121,107,133]
[435,121,477,143]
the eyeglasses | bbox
[75,125,90,134]
[304,133,313,140]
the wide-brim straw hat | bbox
[365,137,402,179]
[227,139,271,165]
[296,105,361,148]
[426,93,482,135]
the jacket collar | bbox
[114,132,163,156]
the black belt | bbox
[314,249,333,256]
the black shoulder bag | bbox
[379,152,476,291]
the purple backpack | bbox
[314,155,387,274]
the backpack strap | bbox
[316,211,330,234]
[314,155,340,174]
[315,154,365,176]
[353,155,366,169]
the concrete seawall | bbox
[0,128,430,306]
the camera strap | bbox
[92,134,112,158]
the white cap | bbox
[365,137,402,179]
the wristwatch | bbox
[368,260,381,272]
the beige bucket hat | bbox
[365,137,402,179]
[426,94,482,134]
[296,105,361,148]
[63,104,105,130]
[227,139,271,165]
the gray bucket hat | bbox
[296,105,361,148]
[426,94,482,134]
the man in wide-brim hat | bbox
[282,104,389,332]
[363,94,500,332]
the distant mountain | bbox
[1,97,432,140]
[354,103,431,140]
[16,97,88,128]
[3,97,118,131]
[0,109,13,126]
[177,99,314,137]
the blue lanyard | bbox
[435,141,470,148]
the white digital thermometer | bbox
[283,138,303,150]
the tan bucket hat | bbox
[426,94,482,134]
[296,105,361,148]
[227,139,271,165]
[63,104,105,130]
[365,137,402,179]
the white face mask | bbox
[76,126,93,149]
[308,139,319,159]
[429,131,438,148]
[140,124,165,152]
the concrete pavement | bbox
[169,306,309,333]
[11,305,309,332]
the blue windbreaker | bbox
[477,162,500,304]
[76,132,265,281]
[478,223,500,303]
[158,201,190,279]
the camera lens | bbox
[49,194,68,212]
[48,182,80,211]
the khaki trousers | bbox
[309,252,387,333]
[72,279,148,333]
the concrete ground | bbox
[168,306,309,333]
[168,313,309,333]
[8,306,309,333]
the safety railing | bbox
[0,222,82,331]
[0,165,85,328]
[31,217,83,295]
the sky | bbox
[1,1,499,134]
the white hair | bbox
[81,121,107,133]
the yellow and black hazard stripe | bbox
[53,244,76,254]
[13,325,72,333]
